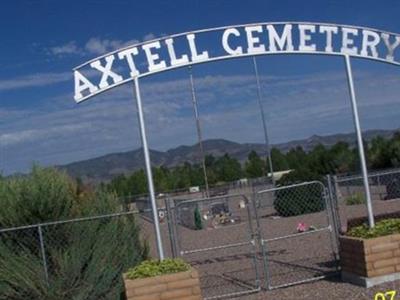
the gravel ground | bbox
[241,279,400,300]
[139,193,400,299]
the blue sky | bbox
[1,0,400,174]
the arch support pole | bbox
[188,66,210,198]
[344,55,375,228]
[252,56,275,186]
[133,77,165,259]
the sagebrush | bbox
[0,167,147,300]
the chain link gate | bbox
[255,181,339,289]
[170,194,261,299]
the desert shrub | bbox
[0,167,147,300]
[194,206,203,230]
[347,218,400,239]
[345,192,365,206]
[0,166,76,227]
[273,184,324,217]
[125,259,190,279]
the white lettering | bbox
[142,41,167,72]
[74,70,98,102]
[165,38,189,66]
[267,24,294,52]
[299,24,316,51]
[222,28,243,55]
[90,55,123,89]
[361,30,380,58]
[187,34,209,62]
[381,33,400,61]
[118,47,140,77]
[245,25,266,54]
[319,25,338,53]
[341,27,359,55]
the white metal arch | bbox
[74,22,400,103]
[73,21,400,259]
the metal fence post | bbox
[37,225,49,286]
[377,174,382,200]
[244,195,261,290]
[251,186,272,290]
[322,180,340,269]
[165,197,178,258]
[326,175,340,239]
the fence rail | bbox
[328,168,400,230]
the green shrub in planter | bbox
[347,218,400,239]
[273,184,324,217]
[125,259,190,279]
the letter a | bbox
[74,70,98,102]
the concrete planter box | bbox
[124,268,202,300]
[339,234,400,287]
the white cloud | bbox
[84,37,140,55]
[49,41,80,56]
[143,33,156,41]
[0,72,71,91]
[48,33,157,57]
[2,69,400,174]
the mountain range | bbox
[58,129,397,182]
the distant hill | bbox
[59,129,397,182]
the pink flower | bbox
[297,222,307,232]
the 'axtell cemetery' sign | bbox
[73,21,400,258]
[74,22,400,102]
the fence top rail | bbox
[335,169,400,183]
[174,193,249,207]
[257,180,324,194]
[0,210,139,233]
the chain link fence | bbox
[120,176,274,210]
[0,176,357,299]
[169,194,261,299]
[0,209,179,300]
[255,181,339,289]
[328,169,400,230]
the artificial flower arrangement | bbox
[297,222,316,233]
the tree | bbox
[270,148,289,171]
[245,151,265,178]
[286,146,307,170]
[105,132,400,197]
[153,165,171,192]
[329,141,354,173]
[215,154,242,182]
[388,133,400,168]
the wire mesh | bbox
[256,181,338,289]
[0,178,346,299]
[172,194,260,299]
[0,211,147,300]
[331,169,400,230]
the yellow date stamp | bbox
[374,290,397,300]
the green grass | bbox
[125,259,190,280]
[345,192,365,206]
[347,218,400,239]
